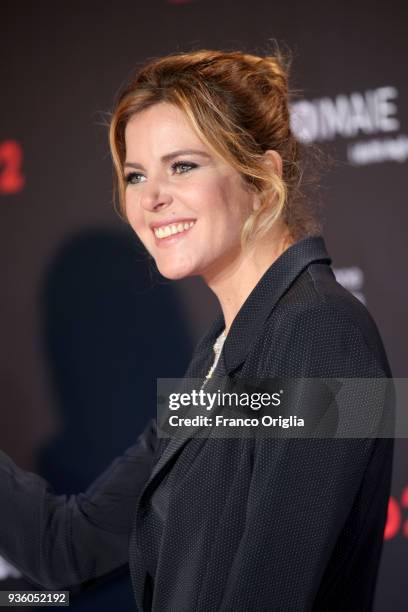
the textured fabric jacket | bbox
[0,236,394,611]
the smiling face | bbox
[124,102,258,281]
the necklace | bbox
[200,329,227,390]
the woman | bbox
[0,49,394,610]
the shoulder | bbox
[257,262,391,378]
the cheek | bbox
[210,176,253,220]
[125,194,142,229]
[125,204,150,247]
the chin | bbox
[155,261,196,281]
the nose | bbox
[139,179,173,212]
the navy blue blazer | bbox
[0,236,394,611]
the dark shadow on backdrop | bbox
[35,226,194,611]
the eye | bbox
[124,172,145,186]
[171,160,198,174]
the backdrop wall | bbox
[1,1,407,610]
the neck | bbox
[203,226,294,335]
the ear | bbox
[252,193,262,211]
[263,149,283,177]
[252,150,283,212]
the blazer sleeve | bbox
[0,417,158,591]
[217,304,393,611]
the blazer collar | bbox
[197,235,332,376]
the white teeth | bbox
[153,221,195,239]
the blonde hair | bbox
[109,48,321,249]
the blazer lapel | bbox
[145,317,225,490]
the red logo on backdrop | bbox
[0,140,25,194]
[384,487,408,540]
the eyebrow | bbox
[124,149,211,170]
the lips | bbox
[151,219,196,247]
